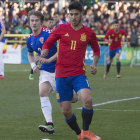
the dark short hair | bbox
[28,10,44,22]
[46,17,54,21]
[114,20,119,24]
[68,1,83,12]
[54,12,60,16]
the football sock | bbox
[82,107,94,130]
[0,57,4,76]
[116,62,121,73]
[106,63,111,73]
[65,113,81,135]
[30,68,33,75]
[40,97,53,123]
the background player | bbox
[53,12,66,29]
[41,1,101,140]
[104,20,130,78]
[0,17,6,79]
[27,10,57,134]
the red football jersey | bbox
[42,23,100,78]
[104,29,127,50]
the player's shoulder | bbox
[27,33,33,42]
[120,29,126,33]
[83,26,96,35]
[42,27,53,34]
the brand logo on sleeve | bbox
[64,33,69,37]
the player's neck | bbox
[114,29,119,33]
[33,27,42,36]
[71,22,83,31]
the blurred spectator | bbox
[12,13,19,26]
[9,23,15,34]
[22,26,31,34]
[5,17,12,31]
[20,7,27,16]
[25,3,32,13]
[14,23,24,34]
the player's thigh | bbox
[39,81,52,97]
[39,70,55,97]
[72,75,92,102]
[109,49,116,60]
[59,101,72,116]
[116,48,122,61]
[56,78,73,102]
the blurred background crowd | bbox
[0,0,140,44]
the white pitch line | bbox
[77,96,140,109]
[94,109,140,112]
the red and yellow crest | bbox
[39,37,44,44]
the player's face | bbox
[47,20,54,29]
[53,14,59,24]
[30,15,42,31]
[69,9,82,26]
[114,23,120,32]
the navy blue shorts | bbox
[56,75,91,102]
[109,48,122,59]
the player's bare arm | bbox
[39,52,57,64]
[104,38,113,44]
[0,27,6,41]
[28,52,40,74]
[90,55,99,75]
[125,37,130,47]
[41,49,49,58]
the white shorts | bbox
[0,42,5,55]
[39,70,56,93]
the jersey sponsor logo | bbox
[80,33,86,41]
[64,33,69,37]
[39,37,44,44]
[56,93,60,99]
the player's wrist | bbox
[31,62,36,69]
[107,40,110,43]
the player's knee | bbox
[83,96,92,108]
[62,108,71,118]
[39,89,50,97]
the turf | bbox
[0,64,140,140]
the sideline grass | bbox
[0,64,140,140]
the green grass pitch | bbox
[0,64,140,140]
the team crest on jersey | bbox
[112,34,114,36]
[80,33,86,41]
[119,34,122,38]
[39,37,44,44]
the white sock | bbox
[40,97,53,123]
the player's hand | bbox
[110,39,113,44]
[35,57,40,64]
[33,65,40,74]
[39,58,50,64]
[90,65,97,75]
[41,49,49,58]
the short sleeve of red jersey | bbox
[89,31,100,57]
[122,29,127,37]
[42,25,61,50]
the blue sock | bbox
[82,107,94,130]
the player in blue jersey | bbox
[0,17,6,79]
[27,10,57,134]
[29,17,54,80]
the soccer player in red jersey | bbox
[104,20,130,78]
[41,1,101,140]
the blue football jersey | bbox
[0,18,5,43]
[27,28,57,73]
